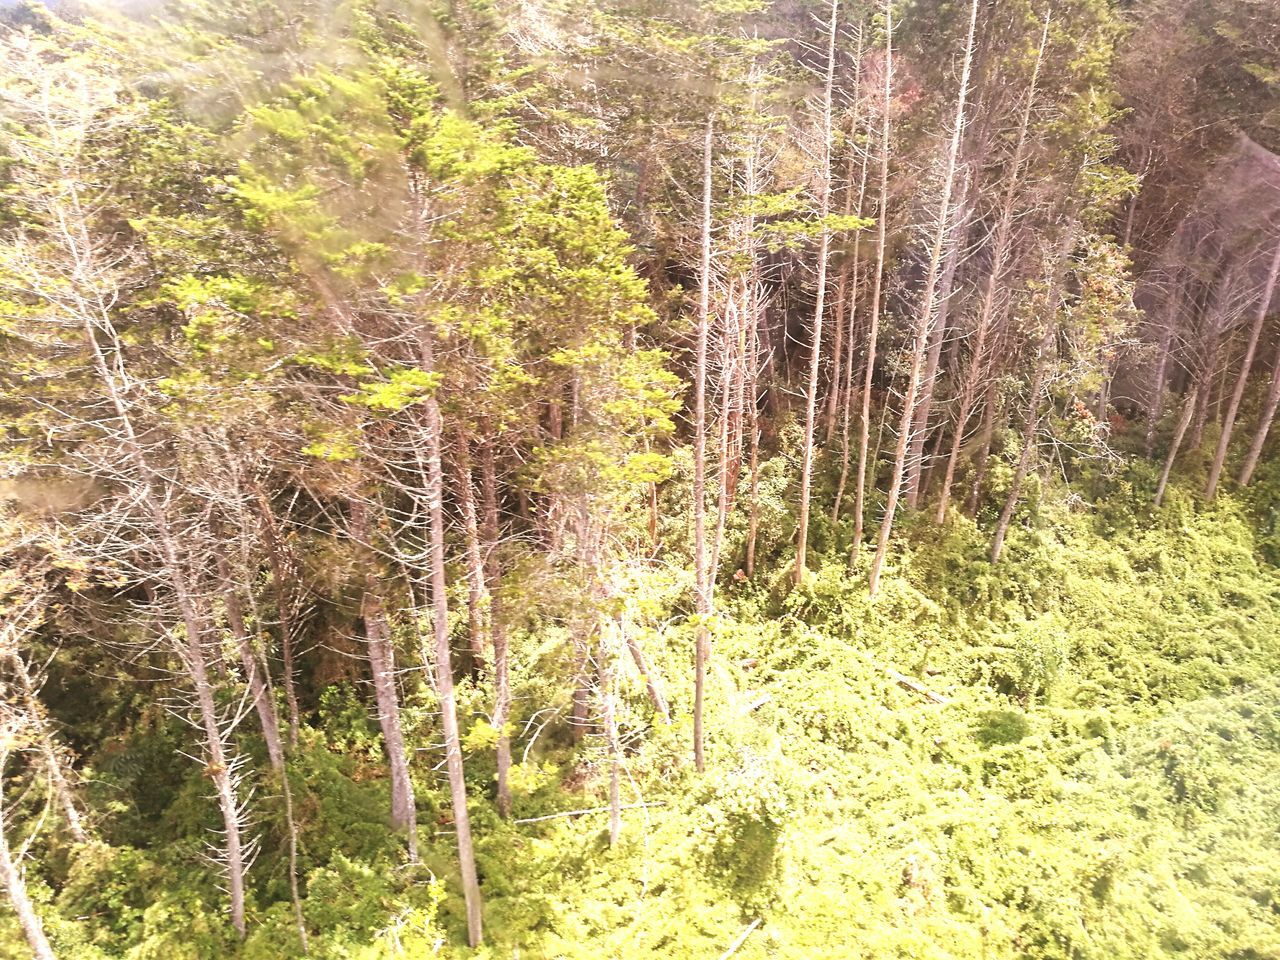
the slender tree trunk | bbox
[991,228,1075,563]
[1189,333,1222,450]
[215,552,308,953]
[1155,387,1198,506]
[182,594,249,940]
[624,617,670,722]
[832,32,869,528]
[598,625,622,847]
[712,290,738,580]
[453,429,491,675]
[1239,338,1280,487]
[743,147,764,579]
[966,382,1005,517]
[1189,266,1237,450]
[4,644,88,844]
[991,344,1051,564]
[349,500,419,861]
[218,556,285,773]
[254,488,302,748]
[693,116,714,773]
[935,11,1050,523]
[478,436,513,819]
[824,80,866,448]
[415,330,484,947]
[1206,239,1280,498]
[794,0,840,588]
[0,797,57,960]
[870,0,979,594]
[853,0,894,561]
[1144,282,1182,456]
[905,169,973,508]
[80,309,249,939]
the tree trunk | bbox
[415,329,484,947]
[1238,338,1280,487]
[905,169,973,509]
[1144,281,1182,456]
[4,643,88,844]
[0,799,57,960]
[1206,239,1280,498]
[218,555,286,773]
[453,429,491,675]
[990,344,1051,564]
[793,0,840,588]
[852,0,894,561]
[349,500,419,861]
[743,147,764,579]
[693,116,714,773]
[990,227,1076,563]
[215,551,308,953]
[1155,387,1198,506]
[831,31,869,529]
[869,0,980,594]
[823,86,866,448]
[966,382,1005,517]
[711,287,738,580]
[935,11,1050,524]
[598,626,623,847]
[253,486,302,748]
[478,436,513,819]
[80,309,249,939]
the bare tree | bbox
[935,10,1052,523]
[0,45,253,933]
[1238,336,1280,487]
[794,0,841,587]
[1206,234,1280,497]
[852,0,894,560]
[2,599,88,845]
[693,116,714,773]
[0,709,58,960]
[869,0,981,594]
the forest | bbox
[1,0,1279,956]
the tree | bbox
[869,0,981,596]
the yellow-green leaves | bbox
[341,366,441,413]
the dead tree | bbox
[794,0,841,587]
[869,0,981,594]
